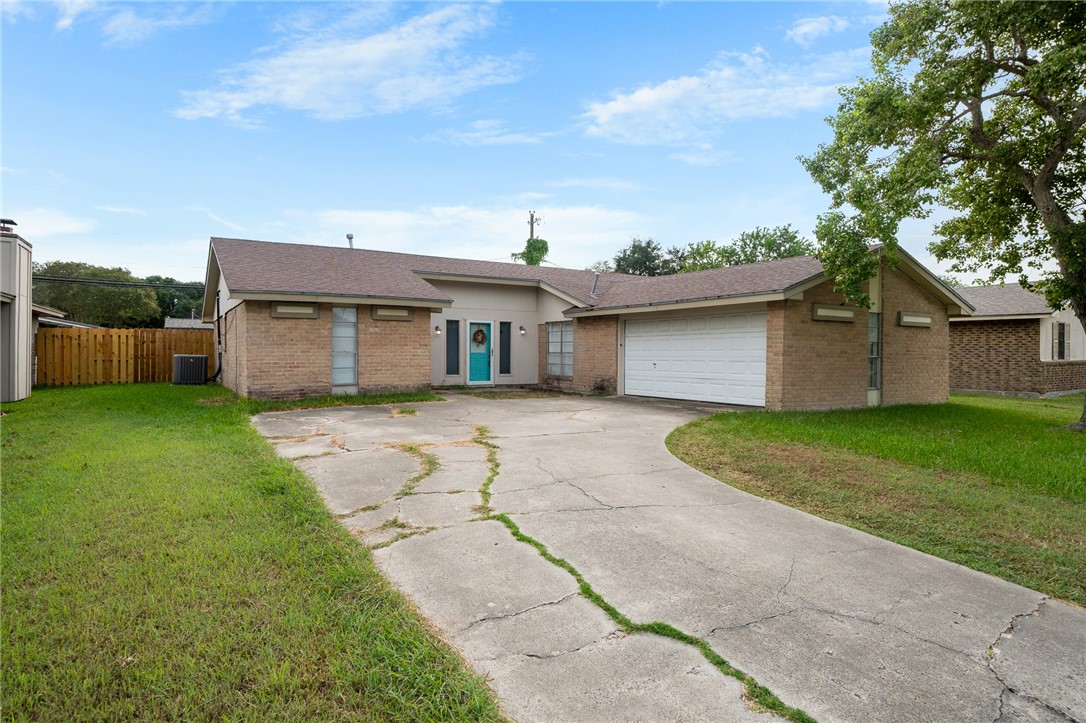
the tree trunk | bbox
[1022,186,1086,431]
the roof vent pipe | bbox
[346,233,354,249]
[590,272,600,299]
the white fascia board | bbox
[950,313,1051,322]
[201,245,221,322]
[566,292,789,318]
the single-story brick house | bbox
[201,237,972,410]
[950,283,1086,396]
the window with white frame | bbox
[547,321,573,377]
[1053,322,1068,360]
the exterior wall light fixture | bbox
[519,325,526,335]
[434,325,441,335]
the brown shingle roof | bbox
[211,237,826,311]
[956,283,1053,317]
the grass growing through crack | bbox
[392,443,439,497]
[667,393,1086,605]
[472,425,500,518]
[491,513,815,723]
[473,429,814,722]
[0,384,501,721]
[370,518,438,550]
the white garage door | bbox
[624,313,767,406]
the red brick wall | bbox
[357,309,431,393]
[218,301,430,399]
[244,301,332,399]
[220,302,249,397]
[767,267,949,410]
[768,279,869,411]
[538,316,618,394]
[949,319,1041,394]
[1042,360,1086,393]
[881,269,949,406]
[764,301,785,409]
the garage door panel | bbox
[624,312,766,406]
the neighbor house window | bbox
[547,321,573,377]
[445,320,460,376]
[499,321,512,375]
[1053,322,1068,360]
[868,312,881,390]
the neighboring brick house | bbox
[950,283,1086,396]
[202,237,971,410]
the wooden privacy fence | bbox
[36,328,215,386]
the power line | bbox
[33,276,204,291]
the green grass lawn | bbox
[1,384,501,721]
[667,393,1086,606]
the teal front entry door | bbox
[468,321,492,384]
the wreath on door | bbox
[472,328,488,345]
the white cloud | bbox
[96,205,147,216]
[290,203,645,269]
[9,208,97,237]
[667,148,735,167]
[54,0,97,31]
[785,15,850,47]
[100,5,217,46]
[176,4,522,124]
[190,207,243,232]
[426,119,549,146]
[583,47,868,147]
[1,1,36,23]
[548,178,639,191]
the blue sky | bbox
[3,1,959,283]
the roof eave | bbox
[228,290,452,310]
[565,290,794,317]
[415,271,588,307]
[950,312,1052,322]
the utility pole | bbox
[528,210,543,239]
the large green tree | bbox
[33,261,160,328]
[145,275,205,327]
[613,238,665,276]
[681,225,816,272]
[801,0,1086,429]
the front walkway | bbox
[254,394,1085,723]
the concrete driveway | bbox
[253,394,1085,723]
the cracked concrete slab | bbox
[397,491,480,528]
[456,594,618,662]
[295,447,416,515]
[256,393,1086,723]
[484,632,764,723]
[269,434,345,459]
[371,521,579,634]
[991,598,1086,721]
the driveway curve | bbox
[254,394,1085,723]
